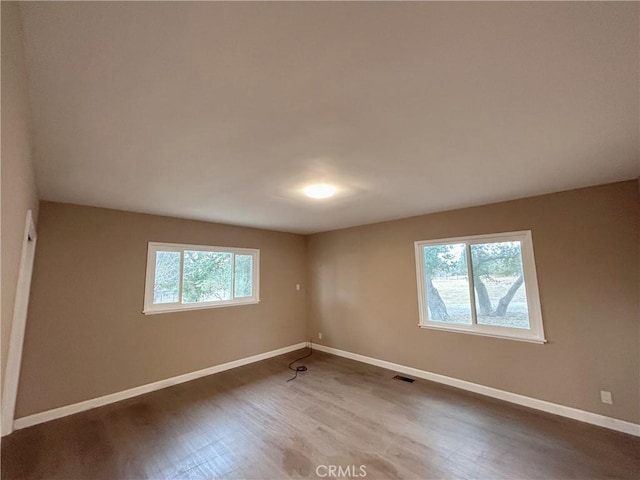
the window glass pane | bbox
[423,243,472,325]
[153,251,180,304]
[234,254,253,298]
[470,241,530,329]
[182,250,232,303]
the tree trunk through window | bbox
[494,274,524,317]
[473,274,493,315]
[426,278,450,321]
[472,274,524,317]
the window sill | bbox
[418,323,547,344]
[143,299,260,315]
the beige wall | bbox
[1,2,39,402]
[307,181,640,424]
[16,202,307,417]
[3,1,638,429]
[14,183,640,424]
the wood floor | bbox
[2,349,638,479]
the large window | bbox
[414,231,545,343]
[143,242,259,314]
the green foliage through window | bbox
[422,240,530,329]
[151,246,256,307]
[153,251,180,304]
[234,255,253,298]
[183,251,233,303]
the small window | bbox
[144,242,259,314]
[414,231,545,343]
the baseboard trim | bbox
[311,343,640,437]
[13,341,639,437]
[11,342,308,433]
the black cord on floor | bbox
[286,340,313,382]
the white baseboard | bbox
[311,343,640,437]
[12,341,639,438]
[11,342,308,433]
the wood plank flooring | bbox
[2,349,639,479]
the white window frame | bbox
[143,242,260,315]
[414,230,546,344]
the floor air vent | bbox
[393,375,415,383]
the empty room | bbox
[1,1,639,479]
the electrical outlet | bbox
[318,332,323,340]
[296,284,300,291]
[600,390,613,404]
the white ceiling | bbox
[20,2,639,234]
